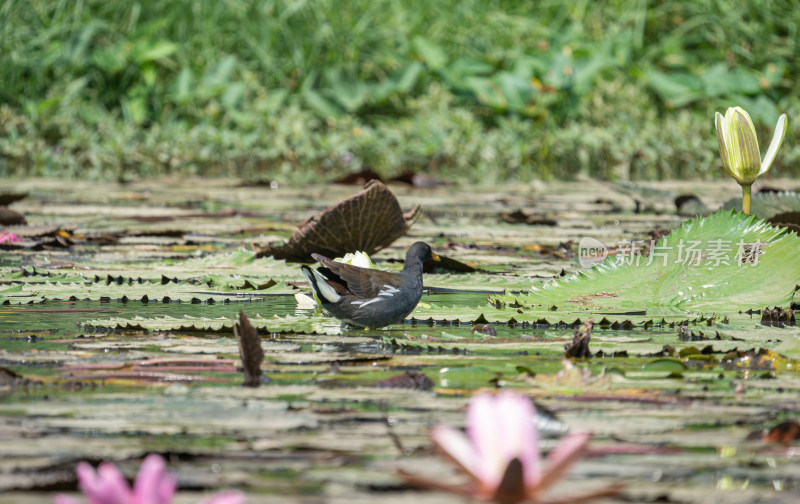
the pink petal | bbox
[431,424,483,482]
[0,230,18,244]
[534,431,591,493]
[467,392,539,490]
[494,391,539,488]
[78,462,131,504]
[466,393,505,486]
[133,454,176,504]
[156,474,178,504]
[198,491,246,504]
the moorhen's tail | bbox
[301,266,342,303]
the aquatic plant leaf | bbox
[373,371,434,391]
[257,181,421,262]
[234,311,264,387]
[641,359,687,372]
[763,420,800,445]
[491,211,800,317]
[722,191,800,218]
[0,275,293,305]
[79,313,342,335]
[565,320,593,358]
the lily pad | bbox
[490,211,800,318]
[722,191,800,218]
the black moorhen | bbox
[301,241,439,328]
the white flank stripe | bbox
[378,285,400,297]
[352,297,383,308]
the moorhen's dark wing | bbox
[311,253,404,299]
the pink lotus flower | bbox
[0,230,20,244]
[402,391,621,504]
[54,454,244,504]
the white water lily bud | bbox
[715,106,787,185]
[335,251,375,269]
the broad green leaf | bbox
[392,62,423,94]
[133,40,177,64]
[700,63,761,97]
[172,67,194,103]
[490,211,800,317]
[646,69,703,107]
[722,191,800,218]
[302,89,341,118]
[496,72,535,112]
[329,76,367,112]
[411,36,448,71]
[441,57,494,90]
[464,76,506,110]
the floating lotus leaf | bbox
[490,211,800,318]
[256,180,421,262]
[79,313,342,334]
[722,191,800,218]
[0,276,294,305]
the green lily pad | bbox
[722,191,800,219]
[79,313,345,335]
[490,211,800,318]
[642,358,688,372]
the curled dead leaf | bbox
[565,319,593,358]
[374,371,434,391]
[233,310,265,387]
[0,206,26,225]
[256,180,421,262]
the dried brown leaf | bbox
[256,180,421,262]
[233,310,265,387]
[565,319,593,359]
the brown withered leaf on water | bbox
[0,206,26,225]
[768,211,800,235]
[0,192,27,206]
[374,371,434,391]
[499,209,557,226]
[471,324,497,336]
[233,310,265,387]
[674,194,708,216]
[256,180,421,262]
[761,306,796,327]
[763,420,800,445]
[0,366,38,387]
[565,319,593,358]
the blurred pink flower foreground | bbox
[0,230,20,244]
[54,454,244,504]
[403,391,620,504]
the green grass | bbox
[1,0,798,182]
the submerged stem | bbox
[741,184,752,215]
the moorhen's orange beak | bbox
[431,252,441,262]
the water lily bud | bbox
[336,251,375,269]
[715,106,787,214]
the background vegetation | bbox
[1,0,798,183]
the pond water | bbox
[1,178,800,504]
